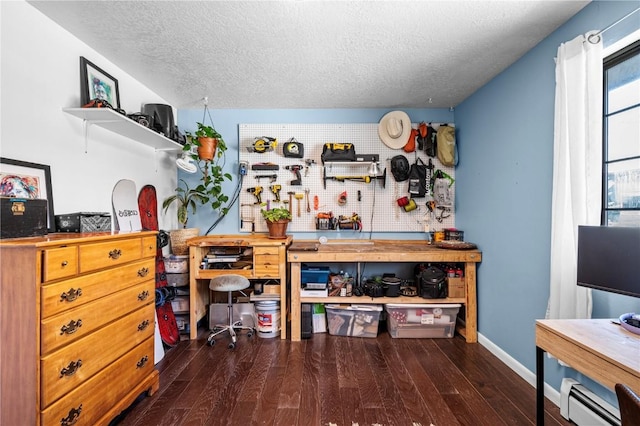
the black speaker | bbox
[142,103,174,139]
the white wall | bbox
[0,1,179,231]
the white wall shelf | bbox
[63,107,183,152]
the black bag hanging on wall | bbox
[321,143,356,163]
[417,265,447,299]
[408,158,428,198]
[425,124,437,158]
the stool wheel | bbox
[207,337,216,347]
[228,342,236,349]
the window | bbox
[602,39,640,226]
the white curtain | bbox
[547,32,603,320]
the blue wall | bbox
[455,0,640,404]
[177,0,640,405]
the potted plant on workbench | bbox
[261,206,292,239]
[162,179,205,255]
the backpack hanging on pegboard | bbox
[436,125,457,166]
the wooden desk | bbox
[288,239,482,342]
[535,319,640,425]
[188,235,292,340]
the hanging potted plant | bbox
[261,207,292,239]
[188,122,222,161]
[183,109,233,209]
[162,179,205,255]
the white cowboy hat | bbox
[378,111,412,149]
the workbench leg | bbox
[536,346,545,426]
[464,262,478,343]
[290,262,302,341]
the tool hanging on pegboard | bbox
[247,137,277,153]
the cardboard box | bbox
[325,304,382,338]
[55,212,111,233]
[447,277,465,298]
[385,303,460,338]
[0,197,47,239]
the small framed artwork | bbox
[0,158,55,232]
[80,56,120,109]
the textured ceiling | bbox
[28,1,589,109]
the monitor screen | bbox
[577,226,640,298]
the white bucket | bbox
[255,300,280,338]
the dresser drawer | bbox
[79,238,143,273]
[41,280,154,355]
[142,235,156,258]
[40,304,154,408]
[43,246,79,282]
[41,258,154,319]
[41,338,154,426]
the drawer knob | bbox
[60,288,82,303]
[60,319,82,335]
[138,290,150,301]
[136,355,149,368]
[60,404,82,426]
[108,249,122,259]
[138,319,150,331]
[60,359,82,378]
[138,267,149,277]
[61,260,68,267]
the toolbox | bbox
[55,212,111,233]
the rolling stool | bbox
[207,274,255,349]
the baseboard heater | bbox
[560,378,620,426]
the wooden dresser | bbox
[0,231,160,426]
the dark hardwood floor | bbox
[114,325,572,426]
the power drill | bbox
[270,184,282,202]
[247,186,263,204]
[285,165,302,186]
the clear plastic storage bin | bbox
[385,304,461,338]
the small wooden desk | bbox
[288,239,482,342]
[535,319,640,425]
[188,235,292,340]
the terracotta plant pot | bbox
[197,137,218,161]
[265,219,289,239]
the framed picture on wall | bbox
[0,157,55,232]
[79,56,120,109]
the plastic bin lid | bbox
[326,304,383,311]
[385,303,461,309]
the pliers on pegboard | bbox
[436,206,451,223]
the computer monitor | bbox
[577,225,640,298]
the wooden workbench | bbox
[288,239,482,342]
[188,235,292,340]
